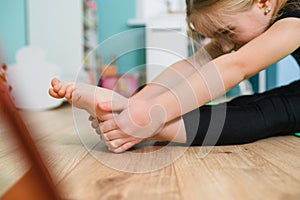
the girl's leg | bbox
[183,80,300,146]
[229,79,300,105]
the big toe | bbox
[51,78,60,87]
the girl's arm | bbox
[100,18,300,137]
[150,18,300,122]
[132,40,224,101]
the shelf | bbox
[127,18,146,27]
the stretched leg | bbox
[100,80,300,152]
[49,79,186,153]
[101,87,299,152]
[229,80,300,106]
[183,80,300,146]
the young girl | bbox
[50,0,300,153]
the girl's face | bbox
[195,2,273,52]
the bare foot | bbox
[49,78,187,153]
[49,78,128,117]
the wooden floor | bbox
[1,102,300,200]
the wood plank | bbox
[0,110,30,195]
[0,132,29,195]
[57,146,182,200]
[0,104,93,195]
[173,145,300,200]
[24,104,97,184]
[244,136,300,180]
[2,104,300,199]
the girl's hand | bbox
[90,99,126,139]
[101,128,144,153]
[88,115,102,135]
[89,114,144,153]
[99,98,167,139]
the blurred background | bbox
[0,0,298,110]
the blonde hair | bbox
[186,0,288,41]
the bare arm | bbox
[133,40,224,100]
[98,18,300,139]
[149,18,300,122]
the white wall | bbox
[27,0,83,81]
[135,0,185,20]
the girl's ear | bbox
[257,0,271,9]
[257,0,273,15]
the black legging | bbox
[182,79,300,146]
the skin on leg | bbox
[49,78,137,153]
[50,78,188,153]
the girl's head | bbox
[186,0,287,52]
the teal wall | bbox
[0,0,27,64]
[1,1,293,88]
[96,0,146,74]
[96,0,135,42]
[0,0,146,73]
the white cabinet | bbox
[145,14,188,82]
[27,0,98,82]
